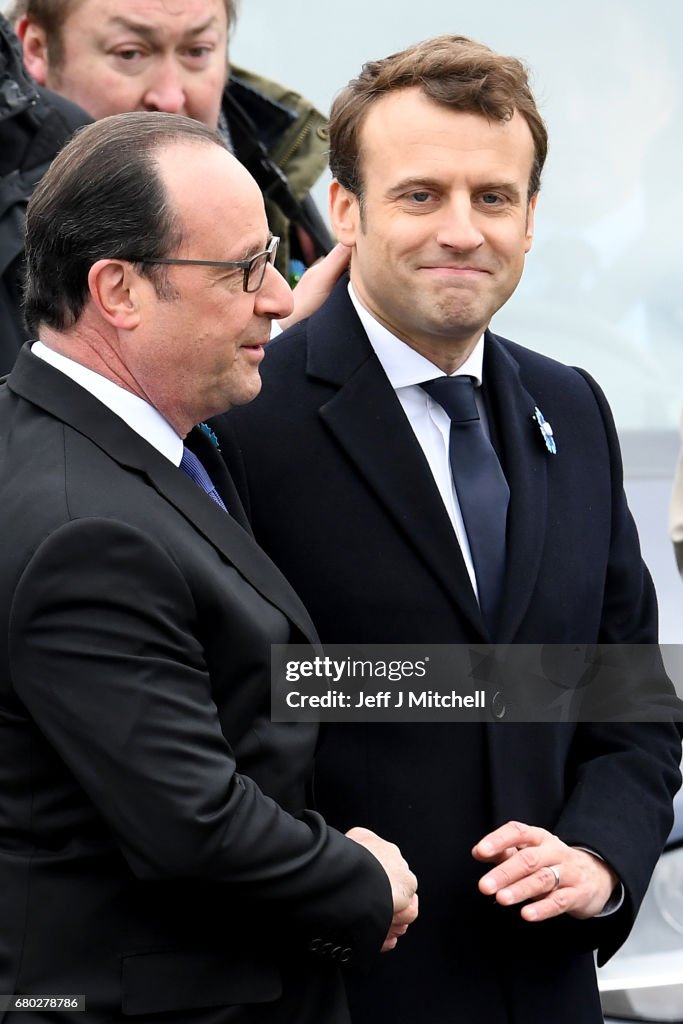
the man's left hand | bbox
[472,821,619,922]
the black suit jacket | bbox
[216,279,682,1024]
[0,345,392,1024]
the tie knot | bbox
[420,375,479,424]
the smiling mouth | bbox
[421,265,491,274]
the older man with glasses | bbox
[0,111,417,1024]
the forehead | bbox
[359,88,535,187]
[156,142,268,249]
[62,0,228,37]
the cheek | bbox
[69,66,144,118]
[186,70,227,127]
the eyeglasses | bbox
[126,235,280,293]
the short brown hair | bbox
[329,34,548,202]
[8,0,238,67]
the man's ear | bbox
[87,260,143,331]
[17,19,51,86]
[524,193,538,253]
[329,179,361,247]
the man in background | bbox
[1,0,342,368]
[1,12,90,368]
[216,35,682,1024]
[0,111,416,1023]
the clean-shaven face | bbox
[330,87,537,372]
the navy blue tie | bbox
[421,376,509,631]
[180,446,228,512]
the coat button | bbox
[491,691,506,719]
[308,938,322,953]
[330,945,342,960]
[339,947,353,963]
[321,942,333,956]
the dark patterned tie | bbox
[180,446,228,512]
[421,375,509,630]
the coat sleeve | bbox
[8,515,392,967]
[554,369,682,964]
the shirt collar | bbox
[348,282,484,390]
[32,340,184,466]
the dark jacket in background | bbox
[0,14,92,372]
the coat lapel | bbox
[306,282,486,638]
[8,345,318,644]
[305,286,553,643]
[483,333,549,641]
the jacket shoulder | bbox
[490,330,607,401]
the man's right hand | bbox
[346,826,419,951]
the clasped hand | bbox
[346,826,419,952]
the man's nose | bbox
[142,60,186,115]
[255,262,295,321]
[436,198,486,251]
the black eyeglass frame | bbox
[124,235,280,293]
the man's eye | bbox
[409,192,433,204]
[114,48,144,62]
[185,46,213,59]
[481,193,504,205]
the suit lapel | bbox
[483,333,549,641]
[8,345,318,644]
[306,282,486,638]
[306,288,552,643]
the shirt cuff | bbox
[573,846,624,916]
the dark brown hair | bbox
[329,34,548,202]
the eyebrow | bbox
[386,177,445,199]
[106,15,220,45]
[243,234,273,259]
[387,176,525,202]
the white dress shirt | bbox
[348,283,485,600]
[32,341,184,466]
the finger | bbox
[520,886,575,922]
[493,864,565,907]
[395,892,419,925]
[475,844,520,865]
[302,243,351,286]
[478,837,566,895]
[316,241,352,271]
[473,821,547,861]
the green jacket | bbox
[224,66,333,280]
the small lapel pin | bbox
[532,406,557,455]
[199,421,221,449]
